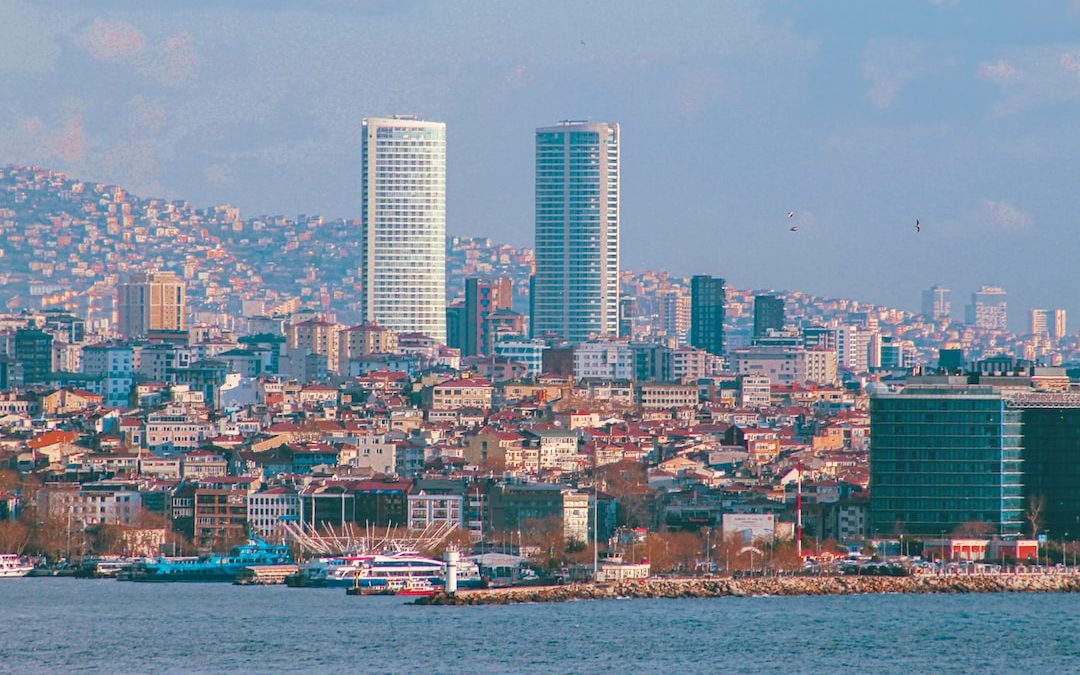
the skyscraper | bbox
[753,295,785,338]
[361,116,447,344]
[964,285,1007,330]
[117,271,186,338]
[531,120,620,344]
[689,275,725,357]
[1030,309,1067,338]
[921,285,951,321]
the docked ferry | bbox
[129,539,293,582]
[293,551,483,589]
[0,554,33,578]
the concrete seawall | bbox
[417,574,1080,606]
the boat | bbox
[129,539,293,582]
[395,577,438,596]
[0,554,33,578]
[299,551,445,589]
[294,550,487,590]
[74,557,142,579]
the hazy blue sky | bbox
[1,0,1078,330]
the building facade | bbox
[752,295,784,338]
[690,276,725,357]
[869,382,1024,537]
[965,285,1007,330]
[532,120,620,343]
[117,271,186,338]
[360,116,447,343]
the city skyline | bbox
[1,1,1079,329]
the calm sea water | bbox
[2,579,1080,674]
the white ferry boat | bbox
[295,550,483,589]
[0,554,33,578]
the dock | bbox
[233,565,300,585]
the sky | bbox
[1,0,1078,332]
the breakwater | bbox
[418,573,1080,605]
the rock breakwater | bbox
[418,573,1080,606]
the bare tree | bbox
[0,520,30,554]
[952,520,995,538]
[1026,494,1046,539]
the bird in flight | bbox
[580,40,587,46]
[915,219,921,233]
[787,211,795,218]
[789,226,799,233]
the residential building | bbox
[660,290,691,345]
[488,483,591,543]
[360,116,447,343]
[493,338,546,376]
[464,277,513,356]
[531,120,620,343]
[247,488,299,540]
[407,479,466,531]
[428,378,493,411]
[288,319,340,377]
[117,271,186,338]
[574,339,633,381]
[636,382,699,410]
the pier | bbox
[417,572,1080,605]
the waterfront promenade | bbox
[419,571,1080,605]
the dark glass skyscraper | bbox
[14,327,53,384]
[753,295,785,338]
[689,275,725,357]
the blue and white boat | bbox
[129,539,293,582]
[291,550,485,589]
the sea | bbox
[2,579,1079,674]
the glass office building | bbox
[532,120,619,343]
[870,383,1024,537]
[1020,405,1080,537]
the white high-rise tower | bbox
[531,120,620,343]
[361,116,447,343]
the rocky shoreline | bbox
[417,574,1080,605]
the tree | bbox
[0,469,19,493]
[0,520,30,554]
[520,516,569,571]
[90,524,127,556]
[952,520,995,538]
[643,530,702,574]
[1025,495,1046,538]
[596,461,653,529]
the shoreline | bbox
[417,573,1080,605]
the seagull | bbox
[915,219,921,233]
[580,40,587,46]
[789,226,799,232]
[787,211,795,219]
